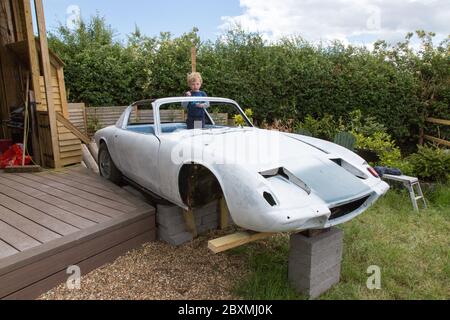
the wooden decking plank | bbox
[62,169,145,203]
[17,173,135,213]
[0,206,60,244]
[0,184,96,230]
[55,170,115,192]
[0,210,154,297]
[2,174,125,218]
[0,176,111,224]
[0,239,19,259]
[0,220,41,252]
[65,168,149,203]
[0,207,154,275]
[3,230,155,300]
[0,194,78,236]
[44,171,134,206]
[62,167,128,194]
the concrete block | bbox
[290,264,342,299]
[158,229,193,247]
[289,228,343,254]
[289,243,343,272]
[288,227,344,299]
[197,224,216,235]
[201,213,219,225]
[157,223,188,237]
[195,201,219,217]
[156,205,185,226]
[194,214,203,226]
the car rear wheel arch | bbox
[98,142,122,184]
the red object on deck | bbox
[0,139,13,154]
[0,144,31,169]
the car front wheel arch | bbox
[178,164,223,209]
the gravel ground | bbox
[39,232,246,300]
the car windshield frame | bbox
[119,97,254,136]
[155,97,253,135]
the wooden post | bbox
[219,197,229,230]
[191,47,197,73]
[11,0,25,41]
[22,0,43,165]
[183,209,198,238]
[34,0,61,168]
[29,90,42,164]
[21,0,41,106]
[57,68,70,119]
[184,164,198,238]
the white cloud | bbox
[220,0,450,46]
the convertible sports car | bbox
[95,97,389,233]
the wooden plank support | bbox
[34,0,61,168]
[183,209,198,238]
[208,231,275,254]
[21,0,43,165]
[219,197,229,230]
[56,112,90,144]
[191,47,197,73]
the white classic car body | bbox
[95,97,389,233]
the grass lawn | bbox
[228,183,450,300]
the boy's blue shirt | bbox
[187,91,207,118]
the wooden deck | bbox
[0,166,156,299]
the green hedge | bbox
[48,17,450,151]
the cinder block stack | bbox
[156,201,223,246]
[156,205,193,246]
[288,227,344,299]
[195,201,220,234]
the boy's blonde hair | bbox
[187,72,203,85]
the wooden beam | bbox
[21,0,42,165]
[208,231,275,254]
[219,197,229,230]
[183,209,198,238]
[56,68,69,119]
[34,0,61,168]
[11,0,25,41]
[424,135,450,147]
[21,0,41,105]
[426,117,450,126]
[56,112,90,144]
[191,47,197,73]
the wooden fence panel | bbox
[424,117,450,148]
[68,103,87,135]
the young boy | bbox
[185,72,209,130]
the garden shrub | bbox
[407,145,450,183]
[294,114,342,141]
[353,132,403,166]
[234,109,254,126]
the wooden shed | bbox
[0,0,83,168]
